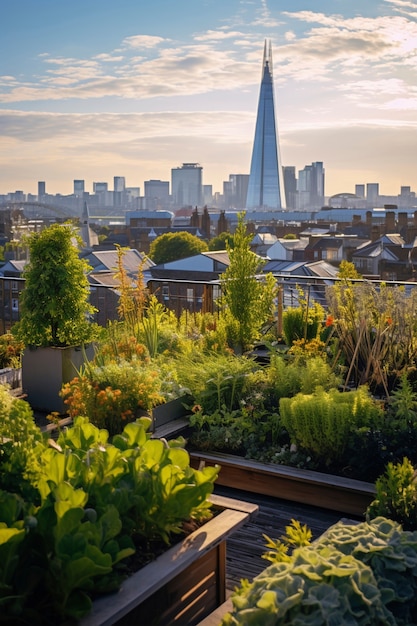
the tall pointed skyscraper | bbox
[246,40,285,209]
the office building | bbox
[171,163,202,208]
[223,174,249,208]
[144,179,170,210]
[366,183,379,207]
[38,181,46,198]
[246,39,285,210]
[73,180,85,197]
[113,176,126,207]
[355,184,365,198]
[283,167,297,209]
[297,162,325,210]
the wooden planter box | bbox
[79,494,258,626]
[190,451,376,518]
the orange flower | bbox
[325,315,334,327]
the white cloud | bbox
[122,35,166,49]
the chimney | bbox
[385,211,396,233]
[371,225,380,242]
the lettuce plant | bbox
[0,414,219,624]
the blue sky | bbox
[1,0,417,198]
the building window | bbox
[187,288,194,304]
[162,285,169,301]
[11,281,18,291]
[11,298,19,312]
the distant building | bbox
[366,183,379,207]
[144,179,170,210]
[171,163,202,208]
[246,39,285,210]
[297,162,325,210]
[37,181,46,198]
[113,176,126,207]
[223,174,249,209]
[73,180,85,197]
[355,184,365,198]
[283,167,297,209]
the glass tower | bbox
[246,40,285,210]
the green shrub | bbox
[282,299,324,347]
[279,386,384,466]
[367,457,417,531]
[0,385,44,497]
[175,352,259,414]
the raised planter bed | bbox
[189,451,376,518]
[79,494,258,626]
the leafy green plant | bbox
[262,519,312,564]
[0,415,219,623]
[0,385,44,497]
[366,457,417,530]
[223,517,417,626]
[387,372,417,428]
[279,386,384,466]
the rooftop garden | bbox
[3,217,417,623]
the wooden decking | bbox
[198,485,352,625]
[215,485,356,591]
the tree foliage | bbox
[149,231,208,264]
[220,213,277,352]
[15,223,96,347]
[208,231,234,251]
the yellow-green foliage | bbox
[279,386,384,466]
[267,354,341,402]
[282,292,324,347]
[367,457,417,530]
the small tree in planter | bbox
[13,223,99,413]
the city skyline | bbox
[1,0,417,198]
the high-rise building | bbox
[283,167,297,209]
[38,181,46,198]
[366,183,379,207]
[246,39,285,210]
[297,162,325,209]
[144,179,170,210]
[93,182,108,193]
[355,184,365,198]
[223,174,249,209]
[73,180,85,197]
[171,163,202,208]
[113,176,126,207]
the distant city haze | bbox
[1,0,416,198]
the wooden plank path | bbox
[214,485,357,591]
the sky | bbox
[1,0,417,199]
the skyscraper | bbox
[246,39,285,210]
[171,163,202,208]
